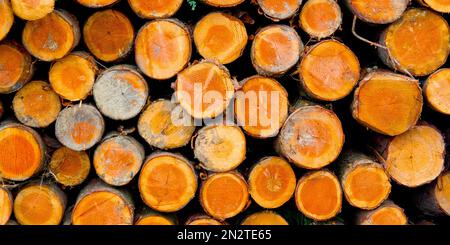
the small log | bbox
[251,25,303,76]
[14,182,67,225]
[22,10,80,61]
[346,0,409,24]
[93,65,148,120]
[72,179,134,225]
[194,125,246,172]
[194,12,248,65]
[352,69,422,136]
[299,0,342,39]
[234,75,289,138]
[298,39,360,101]
[248,156,296,209]
[135,207,177,225]
[0,187,13,225]
[201,0,245,7]
[135,19,191,80]
[83,10,134,62]
[128,0,183,19]
[94,134,145,186]
[257,0,302,21]
[295,170,342,221]
[0,0,13,41]
[175,60,235,119]
[356,200,408,225]
[414,171,450,216]
[241,211,288,225]
[49,146,91,187]
[11,0,54,20]
[378,8,450,76]
[372,123,445,187]
[0,122,45,181]
[276,103,344,169]
[200,172,249,220]
[423,68,450,115]
[13,80,62,128]
[185,214,224,225]
[138,152,197,212]
[55,104,105,151]
[0,41,34,94]
[418,0,450,13]
[76,0,119,8]
[137,99,195,150]
[49,52,98,101]
[338,151,391,210]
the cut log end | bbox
[11,0,55,21]
[186,215,224,225]
[241,211,288,225]
[419,0,450,13]
[139,152,197,212]
[300,0,342,39]
[257,0,302,20]
[347,0,409,24]
[76,0,119,8]
[49,147,91,187]
[0,187,13,225]
[0,0,13,41]
[424,69,450,115]
[0,42,33,94]
[200,172,249,220]
[415,171,450,216]
[248,156,296,209]
[202,0,245,8]
[435,172,450,215]
[357,201,407,225]
[135,212,176,225]
[299,40,360,101]
[194,125,246,172]
[128,0,183,19]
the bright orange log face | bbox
[379,8,449,76]
[135,19,191,80]
[0,188,13,225]
[352,70,422,136]
[299,40,360,101]
[0,42,33,94]
[203,0,245,7]
[0,0,13,41]
[420,0,450,13]
[139,153,197,212]
[248,157,296,209]
[176,61,235,119]
[135,214,175,225]
[235,76,288,138]
[241,211,288,225]
[49,147,90,187]
[424,69,450,115]
[435,172,450,215]
[295,171,342,221]
[186,216,223,225]
[360,202,407,225]
[257,0,302,20]
[76,0,118,7]
[11,0,54,20]
[13,81,61,128]
[200,172,249,220]
[347,0,409,24]
[128,0,183,19]
[300,0,342,38]
[22,10,79,61]
[252,25,302,76]
[0,124,43,181]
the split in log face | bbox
[0,187,13,225]
[76,0,119,8]
[128,0,183,19]
[0,0,13,41]
[419,0,450,13]
[295,170,342,221]
[234,76,288,138]
[194,12,247,65]
[135,19,191,80]
[352,70,422,136]
[55,104,105,151]
[251,25,303,76]
[248,156,296,209]
[299,0,342,39]
[202,0,245,7]
[0,123,44,181]
[357,201,407,225]
[241,211,288,225]
[276,105,344,169]
[13,81,62,128]
[298,40,360,101]
[49,52,97,101]
[423,69,450,115]
[379,8,450,77]
[93,65,148,120]
[22,10,80,61]
[186,215,224,225]
[49,147,91,187]
[175,61,235,119]
[257,0,302,20]
[200,172,249,220]
[139,152,197,212]
[0,42,33,94]
[11,0,54,21]
[138,99,195,150]
[194,125,246,172]
[94,135,145,186]
[346,0,409,24]
[14,183,66,225]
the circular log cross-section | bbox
[139,152,197,212]
[0,0,13,41]
[418,0,450,13]
[423,69,450,115]
[346,0,409,24]
[93,65,148,120]
[257,0,302,21]
[135,210,176,225]
[128,0,183,19]
[0,42,33,94]
[248,156,296,209]
[13,81,62,128]
[415,171,450,216]
[202,0,245,7]
[186,215,224,225]
[55,104,105,151]
[298,40,360,101]
[84,10,134,62]
[22,10,80,61]
[299,0,342,39]
[251,25,303,76]
[200,172,249,220]
[352,70,422,136]
[241,211,288,225]
[378,8,450,77]
[76,0,119,8]
[0,187,13,225]
[49,146,91,187]
[11,0,55,20]
[135,19,191,80]
[356,201,408,225]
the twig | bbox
[352,16,387,49]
